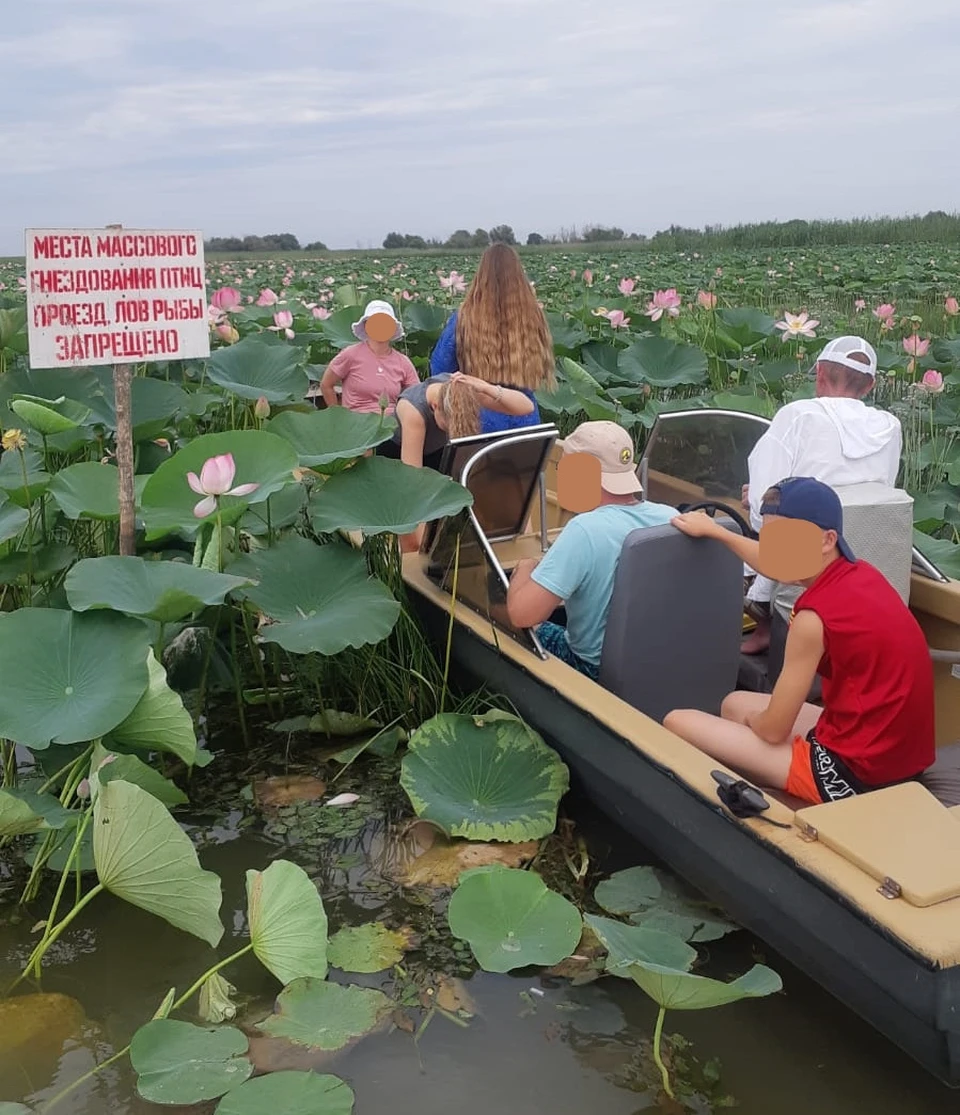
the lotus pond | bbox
[0,243,957,1113]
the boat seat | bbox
[598,524,745,723]
[918,741,960,807]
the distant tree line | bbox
[203,234,328,253]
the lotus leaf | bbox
[246,859,328,984]
[93,779,224,946]
[105,650,199,767]
[447,864,583,973]
[0,447,49,506]
[714,308,778,349]
[401,302,449,338]
[0,609,151,749]
[88,373,191,440]
[309,709,381,737]
[255,977,393,1051]
[0,496,28,544]
[199,972,239,1024]
[327,923,411,973]
[320,306,365,350]
[129,1019,252,1105]
[0,542,77,586]
[140,430,298,540]
[596,865,738,942]
[400,711,569,842]
[309,455,472,536]
[47,461,129,520]
[239,482,308,536]
[214,1072,355,1115]
[90,741,188,808]
[594,866,663,914]
[66,555,254,623]
[0,1105,34,1114]
[265,407,396,469]
[627,961,782,1011]
[229,534,399,655]
[583,914,697,976]
[618,337,708,388]
[10,394,91,436]
[0,788,72,837]
[206,337,311,402]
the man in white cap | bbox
[506,420,677,679]
[742,336,902,656]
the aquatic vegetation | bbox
[246,859,329,984]
[254,978,394,1051]
[129,1019,254,1104]
[214,1071,356,1115]
[399,711,570,842]
[447,864,583,973]
[327,923,413,973]
[594,865,739,943]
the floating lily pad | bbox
[130,1019,252,1105]
[309,455,472,536]
[94,779,224,947]
[584,914,697,976]
[327,923,412,973]
[229,535,399,655]
[627,961,782,1011]
[214,1072,355,1115]
[255,978,393,1052]
[66,556,254,623]
[400,711,569,842]
[447,864,583,973]
[246,859,328,984]
[0,609,151,749]
[595,865,739,942]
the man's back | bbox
[748,398,902,530]
[531,500,677,666]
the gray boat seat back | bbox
[770,481,915,623]
[599,523,746,723]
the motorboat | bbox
[401,408,960,1086]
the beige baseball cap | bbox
[559,420,642,495]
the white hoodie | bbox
[746,396,903,532]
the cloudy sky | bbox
[3,0,958,254]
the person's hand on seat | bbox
[672,510,723,538]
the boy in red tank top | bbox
[663,477,935,804]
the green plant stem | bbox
[172,941,254,1012]
[13,882,104,989]
[652,1006,674,1100]
[34,810,94,955]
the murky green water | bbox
[0,747,952,1115]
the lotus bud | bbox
[254,395,270,420]
[216,322,239,344]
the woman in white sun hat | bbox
[319,299,419,415]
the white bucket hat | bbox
[816,336,877,378]
[352,299,404,343]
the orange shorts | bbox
[785,733,871,804]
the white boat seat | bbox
[599,524,745,723]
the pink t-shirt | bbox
[325,342,419,414]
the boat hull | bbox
[409,586,960,1088]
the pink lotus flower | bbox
[618,278,636,295]
[946,296,959,316]
[438,270,467,294]
[312,306,332,320]
[211,287,242,313]
[854,299,866,312]
[903,334,930,358]
[697,290,717,310]
[645,288,682,321]
[605,309,630,329]
[873,302,895,321]
[582,269,593,286]
[256,288,280,307]
[269,310,295,339]
[920,369,944,393]
[215,322,239,344]
[400,290,413,301]
[186,454,259,519]
[774,311,819,340]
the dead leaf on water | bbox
[543,923,606,982]
[253,775,327,809]
[399,837,541,888]
[419,974,478,1017]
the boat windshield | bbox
[641,409,771,509]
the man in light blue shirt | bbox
[506,421,677,678]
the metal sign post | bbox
[23,224,210,556]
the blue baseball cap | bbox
[759,476,856,562]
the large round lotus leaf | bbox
[66,555,254,624]
[327,923,411,973]
[584,914,697,977]
[87,374,191,440]
[206,337,310,403]
[105,650,198,767]
[0,447,50,507]
[229,534,399,655]
[0,496,29,544]
[401,303,449,339]
[254,977,393,1052]
[0,366,102,422]
[140,430,298,540]
[399,711,569,842]
[618,338,708,388]
[447,864,582,973]
[594,866,663,914]
[320,307,365,350]
[309,456,472,536]
[10,394,91,436]
[93,779,224,946]
[0,787,72,837]
[627,961,782,1011]
[265,408,396,469]
[0,609,151,749]
[0,542,77,587]
[46,462,149,521]
[130,1019,252,1105]
[715,308,778,349]
[246,859,328,985]
[596,865,738,943]
[215,1072,355,1115]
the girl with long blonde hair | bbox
[430,244,556,433]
